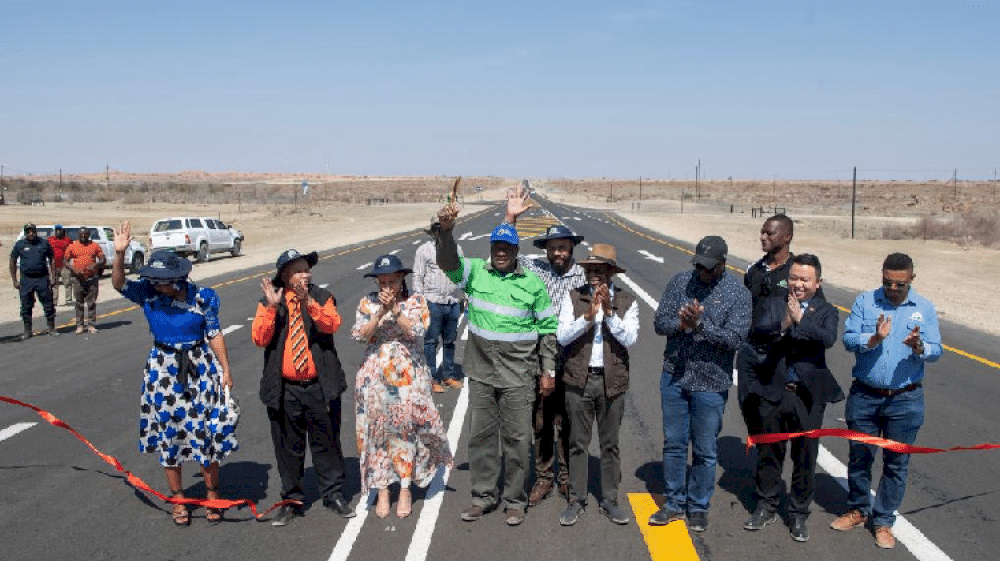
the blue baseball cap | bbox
[364,254,413,277]
[54,224,63,230]
[490,224,519,246]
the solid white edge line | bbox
[405,323,470,561]
[622,272,954,561]
[327,490,376,561]
[0,422,38,442]
[815,446,953,560]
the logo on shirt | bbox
[910,311,923,322]
[777,279,788,289]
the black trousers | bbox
[565,372,625,506]
[267,381,347,503]
[18,274,55,328]
[744,389,825,516]
[533,374,570,487]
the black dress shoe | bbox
[271,504,302,527]
[790,515,809,542]
[324,495,357,518]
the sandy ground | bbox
[3,189,997,336]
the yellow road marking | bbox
[628,493,700,561]
[605,213,1000,371]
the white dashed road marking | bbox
[0,422,37,443]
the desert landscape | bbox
[2,174,998,337]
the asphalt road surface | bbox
[2,198,998,561]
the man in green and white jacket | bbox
[436,205,557,527]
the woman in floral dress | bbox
[111,222,238,527]
[352,254,453,518]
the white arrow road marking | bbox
[319,284,329,289]
[222,325,243,336]
[413,240,422,245]
[615,274,659,309]
[468,233,491,241]
[358,262,373,270]
[390,249,401,255]
[458,232,473,240]
[638,250,664,263]
[0,422,37,443]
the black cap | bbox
[272,249,318,287]
[365,254,413,277]
[23,223,36,233]
[691,236,728,269]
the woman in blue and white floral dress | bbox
[111,222,238,526]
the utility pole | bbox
[609,181,613,202]
[851,166,857,240]
[59,169,62,190]
[952,168,957,199]
[695,160,700,201]
[638,176,642,201]
[106,164,110,190]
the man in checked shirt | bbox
[504,183,586,507]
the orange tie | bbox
[288,297,308,374]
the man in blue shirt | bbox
[832,253,942,549]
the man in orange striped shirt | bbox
[251,249,354,526]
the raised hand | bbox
[902,325,923,352]
[786,292,803,325]
[261,277,282,308]
[378,289,396,317]
[114,221,132,253]
[505,181,532,222]
[876,314,892,340]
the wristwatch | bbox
[545,370,556,378]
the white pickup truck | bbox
[149,217,243,262]
[18,225,148,274]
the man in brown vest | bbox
[555,244,640,526]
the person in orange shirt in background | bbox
[251,249,355,527]
[47,225,74,306]
[64,226,106,333]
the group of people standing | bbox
[71,192,940,551]
[644,213,941,551]
[9,223,106,339]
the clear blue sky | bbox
[2,0,997,180]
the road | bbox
[2,198,998,561]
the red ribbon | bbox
[747,427,1000,454]
[1,395,300,518]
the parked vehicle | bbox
[17,225,147,274]
[149,217,242,262]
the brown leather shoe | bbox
[461,504,485,522]
[830,509,867,531]
[432,383,447,393]
[528,480,553,506]
[504,508,525,526]
[874,525,896,549]
[445,379,464,389]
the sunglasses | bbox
[882,280,910,289]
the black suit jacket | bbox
[746,293,845,411]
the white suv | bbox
[149,217,242,262]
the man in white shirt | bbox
[555,244,640,526]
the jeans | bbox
[467,379,534,510]
[660,373,728,513]
[845,382,924,527]
[424,302,461,383]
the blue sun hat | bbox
[138,250,193,281]
[490,224,519,246]
[365,254,413,277]
[272,249,318,287]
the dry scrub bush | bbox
[882,212,1000,246]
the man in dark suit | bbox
[741,254,844,542]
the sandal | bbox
[205,485,224,525]
[396,487,412,519]
[171,491,190,527]
[375,488,391,519]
